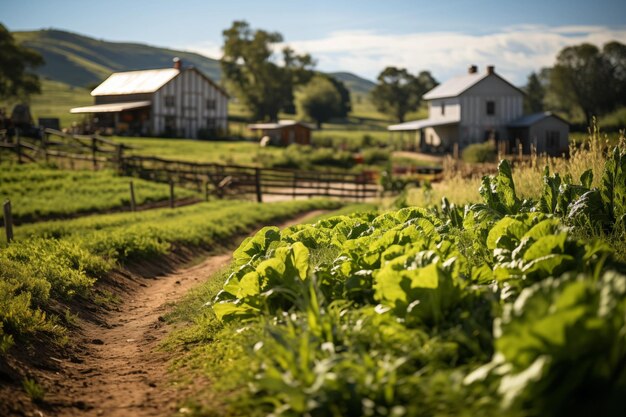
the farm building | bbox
[70,58,228,138]
[248,120,313,146]
[388,65,569,156]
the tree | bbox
[370,67,437,123]
[549,42,622,126]
[0,23,43,102]
[297,76,342,129]
[220,21,315,121]
[324,75,351,118]
[523,71,545,113]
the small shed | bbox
[248,120,312,146]
[508,112,569,156]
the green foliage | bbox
[0,23,43,101]
[221,21,314,121]
[549,41,626,126]
[461,142,497,163]
[370,67,437,122]
[1,198,339,352]
[22,378,45,402]
[192,147,626,416]
[0,163,196,224]
[297,75,343,129]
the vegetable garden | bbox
[169,141,626,416]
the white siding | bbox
[428,98,461,122]
[151,69,228,138]
[457,75,523,146]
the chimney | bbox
[468,65,478,74]
[487,65,495,75]
[173,57,182,70]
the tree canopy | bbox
[0,24,44,102]
[297,75,343,129]
[220,21,315,121]
[370,67,437,123]
[549,42,626,126]
[523,72,545,113]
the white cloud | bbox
[282,25,626,84]
[181,25,626,85]
[181,40,222,60]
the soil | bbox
[0,210,326,417]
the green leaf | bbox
[580,169,593,189]
[487,217,529,250]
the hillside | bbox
[13,29,222,88]
[328,71,376,95]
[13,29,376,96]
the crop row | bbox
[188,146,626,416]
[0,163,197,224]
[0,198,341,354]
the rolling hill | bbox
[13,29,222,88]
[13,29,376,96]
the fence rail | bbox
[1,129,382,202]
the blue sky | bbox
[3,0,626,84]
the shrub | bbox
[461,142,497,163]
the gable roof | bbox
[388,117,460,131]
[423,71,524,100]
[508,111,569,128]
[248,120,314,130]
[91,68,180,96]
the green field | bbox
[0,163,197,224]
[165,142,626,417]
[0,198,342,352]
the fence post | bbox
[3,200,13,243]
[116,145,124,174]
[255,168,263,203]
[204,180,210,201]
[91,137,97,170]
[169,180,175,208]
[292,173,297,200]
[16,131,22,164]
[42,131,49,163]
[129,181,136,212]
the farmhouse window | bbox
[486,101,495,115]
[546,131,560,148]
[165,96,175,107]
[206,99,216,110]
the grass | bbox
[24,79,92,128]
[0,198,342,354]
[0,163,197,224]
[408,127,622,208]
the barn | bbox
[70,58,228,138]
[388,65,570,156]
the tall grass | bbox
[409,125,625,207]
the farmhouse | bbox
[70,58,228,138]
[248,120,313,146]
[388,65,569,156]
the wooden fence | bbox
[1,129,380,202]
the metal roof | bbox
[388,117,460,131]
[508,111,568,127]
[70,101,151,114]
[248,120,313,130]
[91,69,180,96]
[423,72,487,100]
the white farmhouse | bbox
[388,65,569,155]
[71,58,229,138]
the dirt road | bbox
[39,211,324,417]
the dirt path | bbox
[44,210,326,417]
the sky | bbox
[3,0,626,84]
